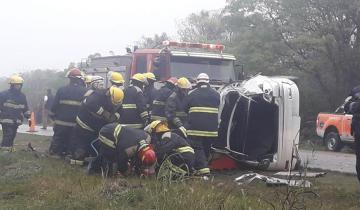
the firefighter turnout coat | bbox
[184,84,220,138]
[0,88,30,125]
[98,123,151,173]
[51,83,87,127]
[165,90,188,129]
[151,84,175,121]
[120,85,149,128]
[76,89,120,134]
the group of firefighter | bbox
[0,68,220,178]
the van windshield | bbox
[170,56,235,82]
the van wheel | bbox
[325,132,343,152]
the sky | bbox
[0,0,226,75]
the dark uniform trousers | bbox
[49,125,74,155]
[1,124,18,147]
[187,136,214,175]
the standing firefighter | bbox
[151,77,177,121]
[49,68,87,157]
[184,73,220,177]
[88,122,156,176]
[165,77,192,138]
[0,75,30,151]
[345,85,360,182]
[143,72,158,112]
[144,120,194,175]
[69,86,124,165]
[120,73,149,129]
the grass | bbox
[0,134,360,209]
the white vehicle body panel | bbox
[218,75,300,170]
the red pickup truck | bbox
[316,106,354,151]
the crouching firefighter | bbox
[184,73,220,177]
[88,122,157,177]
[344,85,360,182]
[69,86,124,165]
[0,75,30,151]
[144,120,194,176]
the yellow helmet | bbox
[109,86,124,105]
[84,75,93,84]
[132,73,146,83]
[177,77,192,89]
[110,72,125,85]
[9,75,24,84]
[145,120,170,133]
[143,72,156,81]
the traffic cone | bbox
[27,112,37,132]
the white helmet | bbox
[196,73,209,84]
[90,75,105,89]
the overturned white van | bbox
[211,75,301,170]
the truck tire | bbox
[324,132,343,152]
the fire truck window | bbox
[136,56,147,73]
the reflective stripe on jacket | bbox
[120,85,148,128]
[184,84,220,138]
[51,83,87,126]
[0,89,29,125]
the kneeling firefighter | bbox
[144,120,194,175]
[69,86,124,165]
[88,122,157,176]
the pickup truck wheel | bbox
[325,132,343,152]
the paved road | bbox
[299,149,356,174]
[13,125,357,174]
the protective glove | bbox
[178,126,187,138]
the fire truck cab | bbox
[130,41,237,85]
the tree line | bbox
[1,0,359,134]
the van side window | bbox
[136,56,147,73]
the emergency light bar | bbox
[162,40,225,51]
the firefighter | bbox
[120,73,149,129]
[88,122,156,176]
[83,75,106,98]
[109,71,125,89]
[183,73,220,177]
[143,72,158,113]
[69,86,124,165]
[165,77,192,138]
[151,77,177,121]
[49,68,87,157]
[344,85,360,182]
[0,75,30,151]
[144,120,194,175]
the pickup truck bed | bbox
[316,112,354,151]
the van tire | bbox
[324,132,343,152]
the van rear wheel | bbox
[325,132,343,152]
